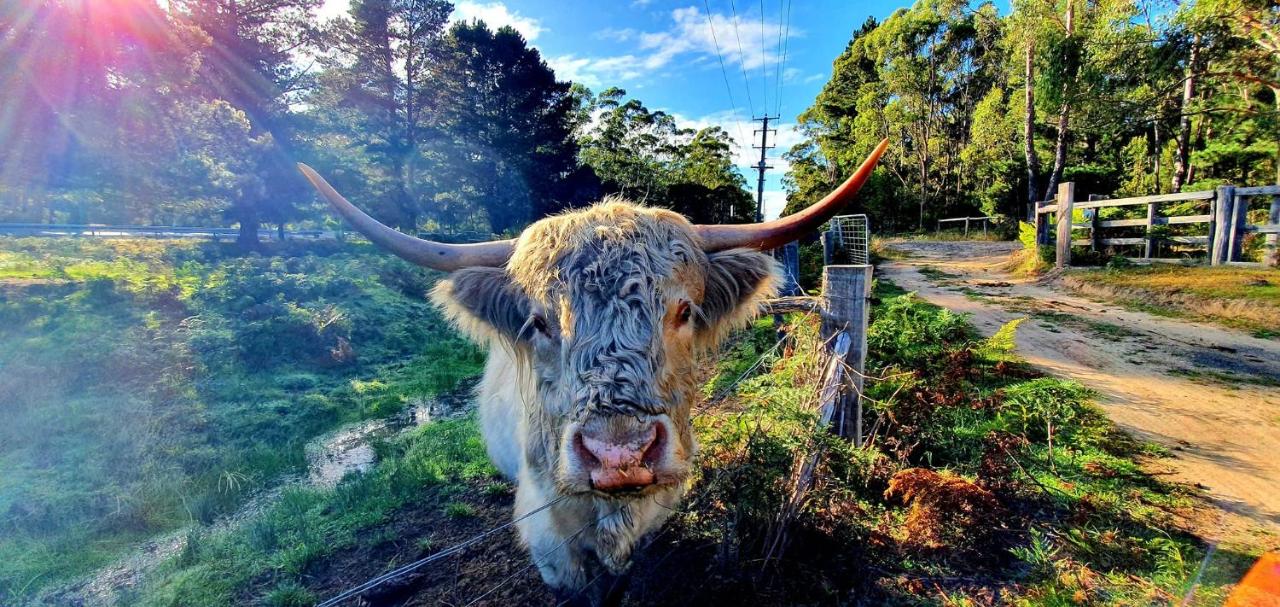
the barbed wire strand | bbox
[461,506,622,607]
[315,494,569,607]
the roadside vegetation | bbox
[650,280,1255,605]
[0,238,483,601]
[23,257,1247,605]
[1057,264,1280,339]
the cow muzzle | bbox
[566,415,676,494]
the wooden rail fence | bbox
[1034,182,1280,268]
[0,223,329,240]
[935,215,996,237]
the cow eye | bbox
[520,313,552,341]
[674,301,692,326]
[531,314,549,335]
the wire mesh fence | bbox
[827,214,869,265]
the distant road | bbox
[0,223,335,240]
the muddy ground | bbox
[880,240,1280,545]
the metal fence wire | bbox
[827,214,869,265]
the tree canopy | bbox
[0,0,756,239]
[784,0,1279,232]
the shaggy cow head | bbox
[297,139,886,501]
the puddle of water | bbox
[305,383,476,488]
[306,419,388,488]
[46,383,478,605]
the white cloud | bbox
[315,1,545,42]
[631,0,655,6]
[548,54,650,89]
[548,5,800,90]
[594,27,639,42]
[452,1,545,41]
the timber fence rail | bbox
[1034,182,1280,268]
[0,223,330,240]
[935,215,997,238]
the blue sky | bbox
[318,1,904,218]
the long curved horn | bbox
[297,163,513,271]
[695,138,888,252]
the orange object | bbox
[1225,552,1280,607]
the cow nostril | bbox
[641,422,664,465]
[574,431,600,467]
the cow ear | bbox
[431,267,532,343]
[697,249,779,343]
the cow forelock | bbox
[508,200,707,412]
[563,241,668,416]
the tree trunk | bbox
[236,208,259,247]
[1171,34,1200,192]
[1024,39,1040,219]
[1043,0,1076,202]
[1153,122,1162,194]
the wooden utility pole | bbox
[752,115,779,222]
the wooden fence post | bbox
[1211,185,1236,266]
[820,265,872,445]
[1267,194,1280,267]
[1055,182,1075,269]
[1144,200,1158,259]
[1086,195,1103,252]
[1229,192,1249,263]
[1035,203,1050,246]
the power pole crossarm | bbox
[752,115,779,222]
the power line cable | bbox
[727,0,756,116]
[774,0,792,118]
[759,0,768,116]
[702,0,749,146]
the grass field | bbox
[0,238,484,601]
[0,239,1258,605]
[1059,264,1280,338]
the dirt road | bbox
[881,240,1280,542]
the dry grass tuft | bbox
[1057,266,1280,336]
[884,468,1004,552]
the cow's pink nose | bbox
[577,422,662,492]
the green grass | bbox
[0,238,484,601]
[1,238,1260,605]
[1025,309,1142,341]
[1060,265,1280,337]
[666,279,1257,605]
[135,415,495,606]
[917,264,960,281]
